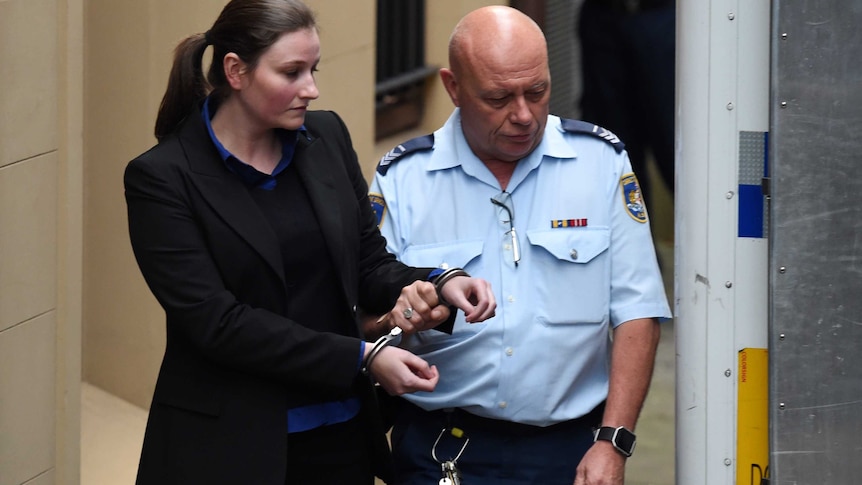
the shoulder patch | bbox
[620,173,648,223]
[376,134,435,175]
[369,193,386,228]
[560,119,625,154]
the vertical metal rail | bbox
[677,1,770,483]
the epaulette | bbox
[560,119,625,154]
[376,134,435,175]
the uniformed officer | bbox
[368,6,671,485]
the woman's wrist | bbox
[361,326,403,376]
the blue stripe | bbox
[738,184,764,238]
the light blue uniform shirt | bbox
[369,110,671,426]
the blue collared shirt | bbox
[370,110,671,426]
[202,97,300,190]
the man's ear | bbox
[439,68,460,107]
[223,53,247,90]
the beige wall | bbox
[0,0,83,483]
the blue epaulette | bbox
[560,119,625,154]
[376,134,435,175]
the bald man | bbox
[369,6,670,484]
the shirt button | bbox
[505,347,514,356]
[440,262,450,269]
[507,295,516,303]
[570,249,579,260]
[498,401,508,409]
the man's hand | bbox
[573,441,626,485]
[438,275,496,323]
[362,275,496,339]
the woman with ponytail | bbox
[124,1,495,483]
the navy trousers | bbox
[391,402,604,484]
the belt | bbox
[586,0,674,14]
[405,402,605,437]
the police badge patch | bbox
[620,174,648,223]
[369,193,387,228]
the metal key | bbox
[433,426,468,485]
[439,459,461,485]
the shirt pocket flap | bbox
[526,228,610,263]
[401,239,484,269]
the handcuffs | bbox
[360,326,403,376]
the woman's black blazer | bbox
[125,109,426,484]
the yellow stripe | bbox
[737,348,769,484]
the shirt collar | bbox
[425,110,577,191]
[202,96,304,190]
[428,109,577,173]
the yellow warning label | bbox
[737,348,769,484]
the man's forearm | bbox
[602,318,661,430]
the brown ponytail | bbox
[154,33,210,141]
[153,0,317,141]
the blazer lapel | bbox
[177,115,287,285]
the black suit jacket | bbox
[125,109,426,484]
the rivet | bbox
[779,402,786,410]
[724,458,732,466]
[727,102,734,110]
[728,12,735,20]
[725,281,733,288]
[725,369,732,377]
[781,101,788,108]
[779,266,787,274]
[781,33,788,40]
[779,333,786,340]
[726,191,735,199]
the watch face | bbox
[614,428,636,456]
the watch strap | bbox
[594,426,636,457]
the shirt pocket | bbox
[401,239,485,271]
[526,228,611,325]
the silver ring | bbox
[403,307,414,319]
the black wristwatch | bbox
[593,426,636,457]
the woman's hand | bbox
[368,346,439,395]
